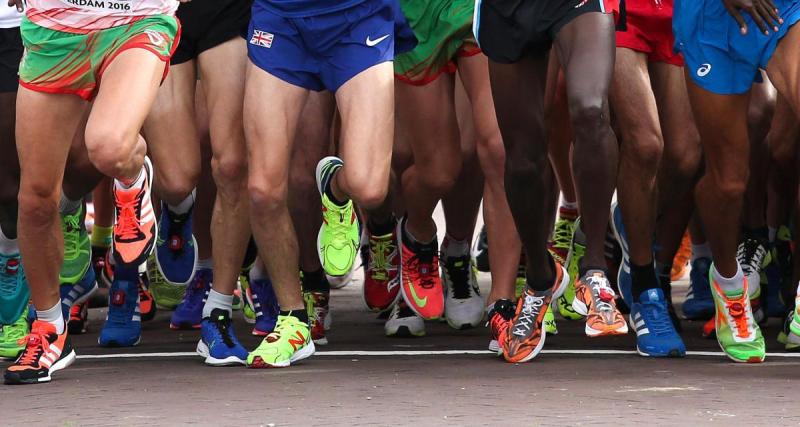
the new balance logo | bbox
[288,331,306,351]
[250,30,274,48]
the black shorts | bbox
[0,27,22,93]
[475,0,620,63]
[171,0,253,65]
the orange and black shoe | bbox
[398,220,444,320]
[68,303,89,335]
[572,270,628,337]
[4,321,76,385]
[487,298,515,355]
[138,273,157,322]
[113,156,156,268]
[503,261,569,363]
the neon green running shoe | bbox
[247,314,315,368]
[544,306,558,335]
[710,273,765,363]
[240,273,256,324]
[60,201,91,285]
[316,156,360,277]
[514,263,526,299]
[0,306,29,359]
[558,218,585,321]
[778,286,800,350]
[147,252,185,310]
[548,215,576,265]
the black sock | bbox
[301,269,330,293]
[368,216,396,236]
[744,226,769,243]
[630,262,659,301]
[527,256,555,292]
[324,169,347,207]
[402,219,436,250]
[281,309,309,324]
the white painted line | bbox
[73,349,800,359]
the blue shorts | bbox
[247,0,395,91]
[674,0,800,95]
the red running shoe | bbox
[398,221,443,320]
[113,156,156,267]
[363,226,400,312]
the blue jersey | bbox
[259,0,367,17]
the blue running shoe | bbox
[631,288,685,357]
[764,256,786,318]
[0,253,29,326]
[170,268,211,330]
[155,202,197,285]
[250,278,279,336]
[60,266,98,320]
[98,269,141,347]
[609,203,633,305]
[197,308,248,366]
[683,257,714,320]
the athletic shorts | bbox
[172,0,252,65]
[674,0,800,95]
[617,0,683,66]
[19,15,180,101]
[474,0,620,63]
[394,0,481,85]
[0,27,23,93]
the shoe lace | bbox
[0,255,20,296]
[16,331,47,366]
[213,316,236,347]
[114,193,142,240]
[322,204,354,249]
[737,238,766,276]
[444,256,472,299]
[552,218,575,250]
[513,294,545,336]
[368,234,397,281]
[406,250,438,290]
[725,300,752,339]
[489,311,510,340]
[641,301,675,336]
[587,275,616,312]
[61,213,82,259]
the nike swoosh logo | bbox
[366,34,390,47]
[407,278,428,308]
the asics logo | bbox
[574,0,589,7]
[366,34,390,47]
[407,278,428,307]
[697,63,711,77]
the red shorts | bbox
[615,0,683,66]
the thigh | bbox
[609,48,660,141]
[766,23,800,114]
[650,61,701,168]
[554,12,616,107]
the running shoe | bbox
[250,277,279,336]
[155,201,197,285]
[683,257,714,320]
[775,225,794,291]
[0,306,29,359]
[327,270,354,290]
[170,268,211,330]
[398,222,444,320]
[99,250,114,288]
[543,306,558,335]
[0,252,28,328]
[572,270,628,337]
[4,320,76,384]
[777,305,800,351]
[138,272,157,322]
[442,254,484,329]
[91,245,109,286]
[514,265,526,300]
[764,242,787,318]
[197,308,248,366]
[363,227,400,312]
[113,156,156,267]
[68,303,88,335]
[60,266,97,321]
[247,314,315,368]
[385,300,425,337]
[98,274,141,347]
[147,251,185,310]
[547,206,578,265]
[304,291,330,345]
[60,201,91,285]
[710,275,765,363]
[558,218,586,320]
[701,317,716,338]
[503,262,568,363]
[472,226,490,273]
[240,274,256,324]
[630,288,685,357]
[316,156,360,276]
[670,232,691,281]
[737,236,771,322]
[609,202,633,305]
[487,299,515,354]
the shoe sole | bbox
[385,326,425,338]
[154,234,199,287]
[247,341,316,368]
[98,335,141,347]
[585,323,629,337]
[196,340,246,366]
[170,323,201,330]
[4,349,76,385]
[636,346,686,358]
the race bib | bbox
[59,0,134,14]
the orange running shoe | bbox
[671,232,691,281]
[487,298,515,355]
[4,321,76,384]
[572,270,628,337]
[503,261,568,363]
[398,221,444,320]
[113,156,156,267]
[138,273,157,322]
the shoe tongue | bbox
[643,288,661,302]
[209,308,229,322]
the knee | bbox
[248,175,287,213]
[476,134,506,181]
[212,152,248,191]
[340,168,389,209]
[569,97,609,138]
[17,183,58,227]
[505,149,548,184]
[84,126,136,177]
[710,171,748,201]
[620,128,663,172]
[422,160,461,197]
[157,164,199,204]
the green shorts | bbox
[394,0,481,85]
[19,15,179,100]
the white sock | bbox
[58,194,81,215]
[769,227,777,243]
[167,189,196,215]
[36,302,65,335]
[0,226,18,255]
[197,257,213,270]
[712,263,744,295]
[250,260,268,281]
[691,242,712,262]
[202,289,233,318]
[560,200,578,211]
[115,167,145,190]
[442,234,470,259]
